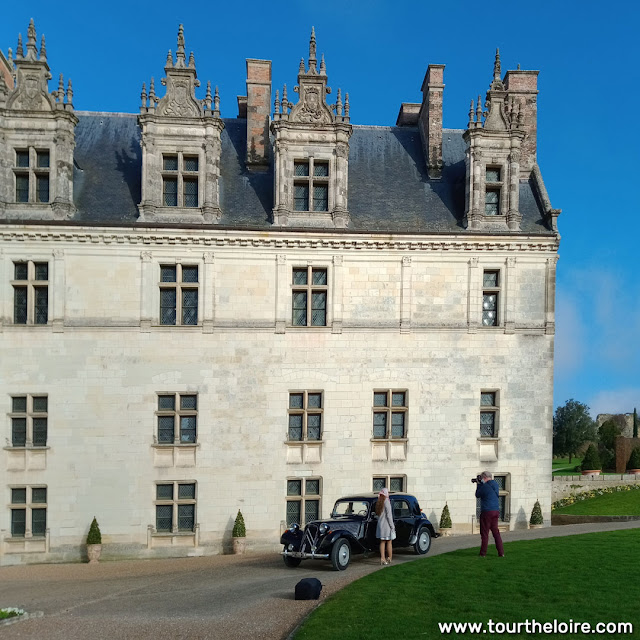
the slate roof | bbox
[67,113,552,234]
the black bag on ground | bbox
[295,577,322,600]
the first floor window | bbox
[159,264,199,326]
[156,393,197,444]
[482,270,500,327]
[10,395,48,447]
[373,390,408,439]
[292,266,328,327]
[286,478,321,526]
[12,260,49,325]
[372,476,406,493]
[288,391,323,441]
[480,391,499,437]
[11,486,47,537]
[155,482,196,532]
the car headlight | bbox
[319,523,329,535]
[288,544,295,551]
[289,523,300,533]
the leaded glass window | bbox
[16,174,29,202]
[12,261,48,325]
[286,478,321,525]
[14,147,51,204]
[183,177,198,208]
[155,482,196,533]
[287,392,322,441]
[291,158,329,211]
[160,264,198,326]
[10,395,48,447]
[36,174,49,203]
[372,390,408,439]
[163,177,178,206]
[156,393,198,444]
[11,487,47,538]
[482,270,500,327]
[480,391,498,437]
[291,267,328,327]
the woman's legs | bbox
[386,540,393,563]
[379,540,387,564]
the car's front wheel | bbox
[414,526,432,555]
[283,554,302,568]
[330,538,351,571]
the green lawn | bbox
[553,490,640,515]
[552,456,582,475]
[294,530,640,640]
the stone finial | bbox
[282,84,288,115]
[476,94,483,124]
[40,35,47,62]
[274,89,280,115]
[175,24,186,68]
[16,34,24,59]
[213,85,220,116]
[319,53,326,75]
[204,80,212,110]
[140,82,147,109]
[468,98,475,129]
[344,92,350,120]
[299,57,305,73]
[335,88,342,117]
[67,79,73,105]
[189,52,195,69]
[166,50,173,68]
[493,48,501,83]
[309,26,317,72]
[56,73,65,102]
[26,19,38,61]
[149,77,156,104]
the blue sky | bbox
[2,0,638,417]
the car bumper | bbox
[282,550,330,560]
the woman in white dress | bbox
[375,488,396,565]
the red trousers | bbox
[479,510,504,556]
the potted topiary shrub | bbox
[86,517,102,564]
[529,500,544,529]
[439,503,452,536]
[232,510,246,554]
[626,447,640,474]
[580,444,601,476]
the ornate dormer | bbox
[0,20,77,220]
[271,28,352,228]
[463,50,526,231]
[138,25,224,224]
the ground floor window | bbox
[475,473,510,522]
[10,486,47,537]
[372,476,406,492]
[286,477,321,526]
[155,482,196,532]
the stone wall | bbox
[551,474,640,502]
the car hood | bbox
[305,515,366,535]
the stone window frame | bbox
[10,485,48,538]
[480,390,499,438]
[475,473,510,523]
[293,158,330,212]
[159,263,200,327]
[287,390,323,442]
[372,390,409,440]
[161,152,200,209]
[484,165,503,217]
[153,481,197,534]
[12,260,49,325]
[291,265,329,328]
[13,147,51,204]
[9,394,48,448]
[481,269,501,327]
[286,477,322,526]
[155,392,198,445]
[372,475,406,493]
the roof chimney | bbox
[245,59,271,171]
[418,64,445,179]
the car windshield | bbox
[331,500,370,517]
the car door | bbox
[390,498,413,546]
[363,502,379,550]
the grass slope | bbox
[295,530,640,640]
[553,491,640,515]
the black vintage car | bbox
[280,492,438,571]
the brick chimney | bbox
[418,64,445,179]
[504,69,539,177]
[245,59,271,171]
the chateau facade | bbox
[0,22,560,564]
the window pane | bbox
[483,271,499,288]
[13,286,28,324]
[33,396,48,412]
[178,483,196,500]
[287,480,302,496]
[16,175,29,202]
[480,412,496,437]
[158,395,175,411]
[294,184,309,211]
[294,162,309,176]
[391,412,405,438]
[292,269,308,286]
[156,505,172,532]
[292,291,307,326]
[182,289,198,325]
[180,415,197,442]
[313,162,329,177]
[16,150,30,167]
[311,269,327,286]
[12,418,27,446]
[32,508,47,536]
[390,477,404,492]
[480,392,496,407]
[11,510,26,537]
[158,416,175,443]
[163,155,178,171]
[289,393,304,409]
[34,263,49,281]
[307,414,321,440]
[288,414,303,441]
[180,395,197,410]
[37,150,50,168]
[482,294,498,326]
[286,500,301,526]
[485,189,499,216]
[499,495,506,521]
[486,168,500,182]
[494,476,506,490]
[36,175,49,203]
[184,156,199,172]
[183,177,198,208]
[391,392,406,407]
[32,418,48,446]
[163,177,178,206]
[156,484,173,500]
[161,266,177,283]
[32,487,47,503]
[11,488,27,504]
[374,392,388,407]
[177,504,195,531]
[307,393,322,409]
[311,292,326,326]
[12,396,27,413]
[373,478,386,492]
[305,479,320,495]
[34,287,48,324]
[182,266,198,283]
[373,412,387,438]
[14,263,28,280]
[304,499,319,524]
[160,289,177,325]
[313,184,328,211]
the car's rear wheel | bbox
[414,526,431,555]
[283,555,302,568]
[330,538,351,571]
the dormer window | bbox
[485,167,502,216]
[162,154,199,208]
[14,148,50,204]
[294,160,329,212]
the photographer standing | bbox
[475,471,505,557]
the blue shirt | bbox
[475,479,500,512]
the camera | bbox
[471,474,483,484]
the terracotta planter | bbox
[529,523,543,529]
[581,470,601,476]
[439,527,452,537]
[232,537,246,555]
[87,543,102,564]
[628,469,640,475]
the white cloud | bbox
[588,388,640,417]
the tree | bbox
[553,399,596,463]
[598,419,622,450]
[634,408,638,439]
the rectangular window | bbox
[373,390,408,439]
[16,174,29,202]
[156,393,197,444]
[372,476,406,492]
[14,147,51,203]
[287,391,323,441]
[480,391,499,437]
[484,167,502,216]
[292,159,330,212]
[36,175,50,203]
[286,478,321,526]
[12,261,49,325]
[291,266,328,327]
[10,486,47,538]
[10,395,48,447]
[163,177,178,207]
[162,153,200,208]
[155,482,196,532]
[482,270,500,327]
[159,264,198,326]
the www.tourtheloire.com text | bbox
[438,619,633,635]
